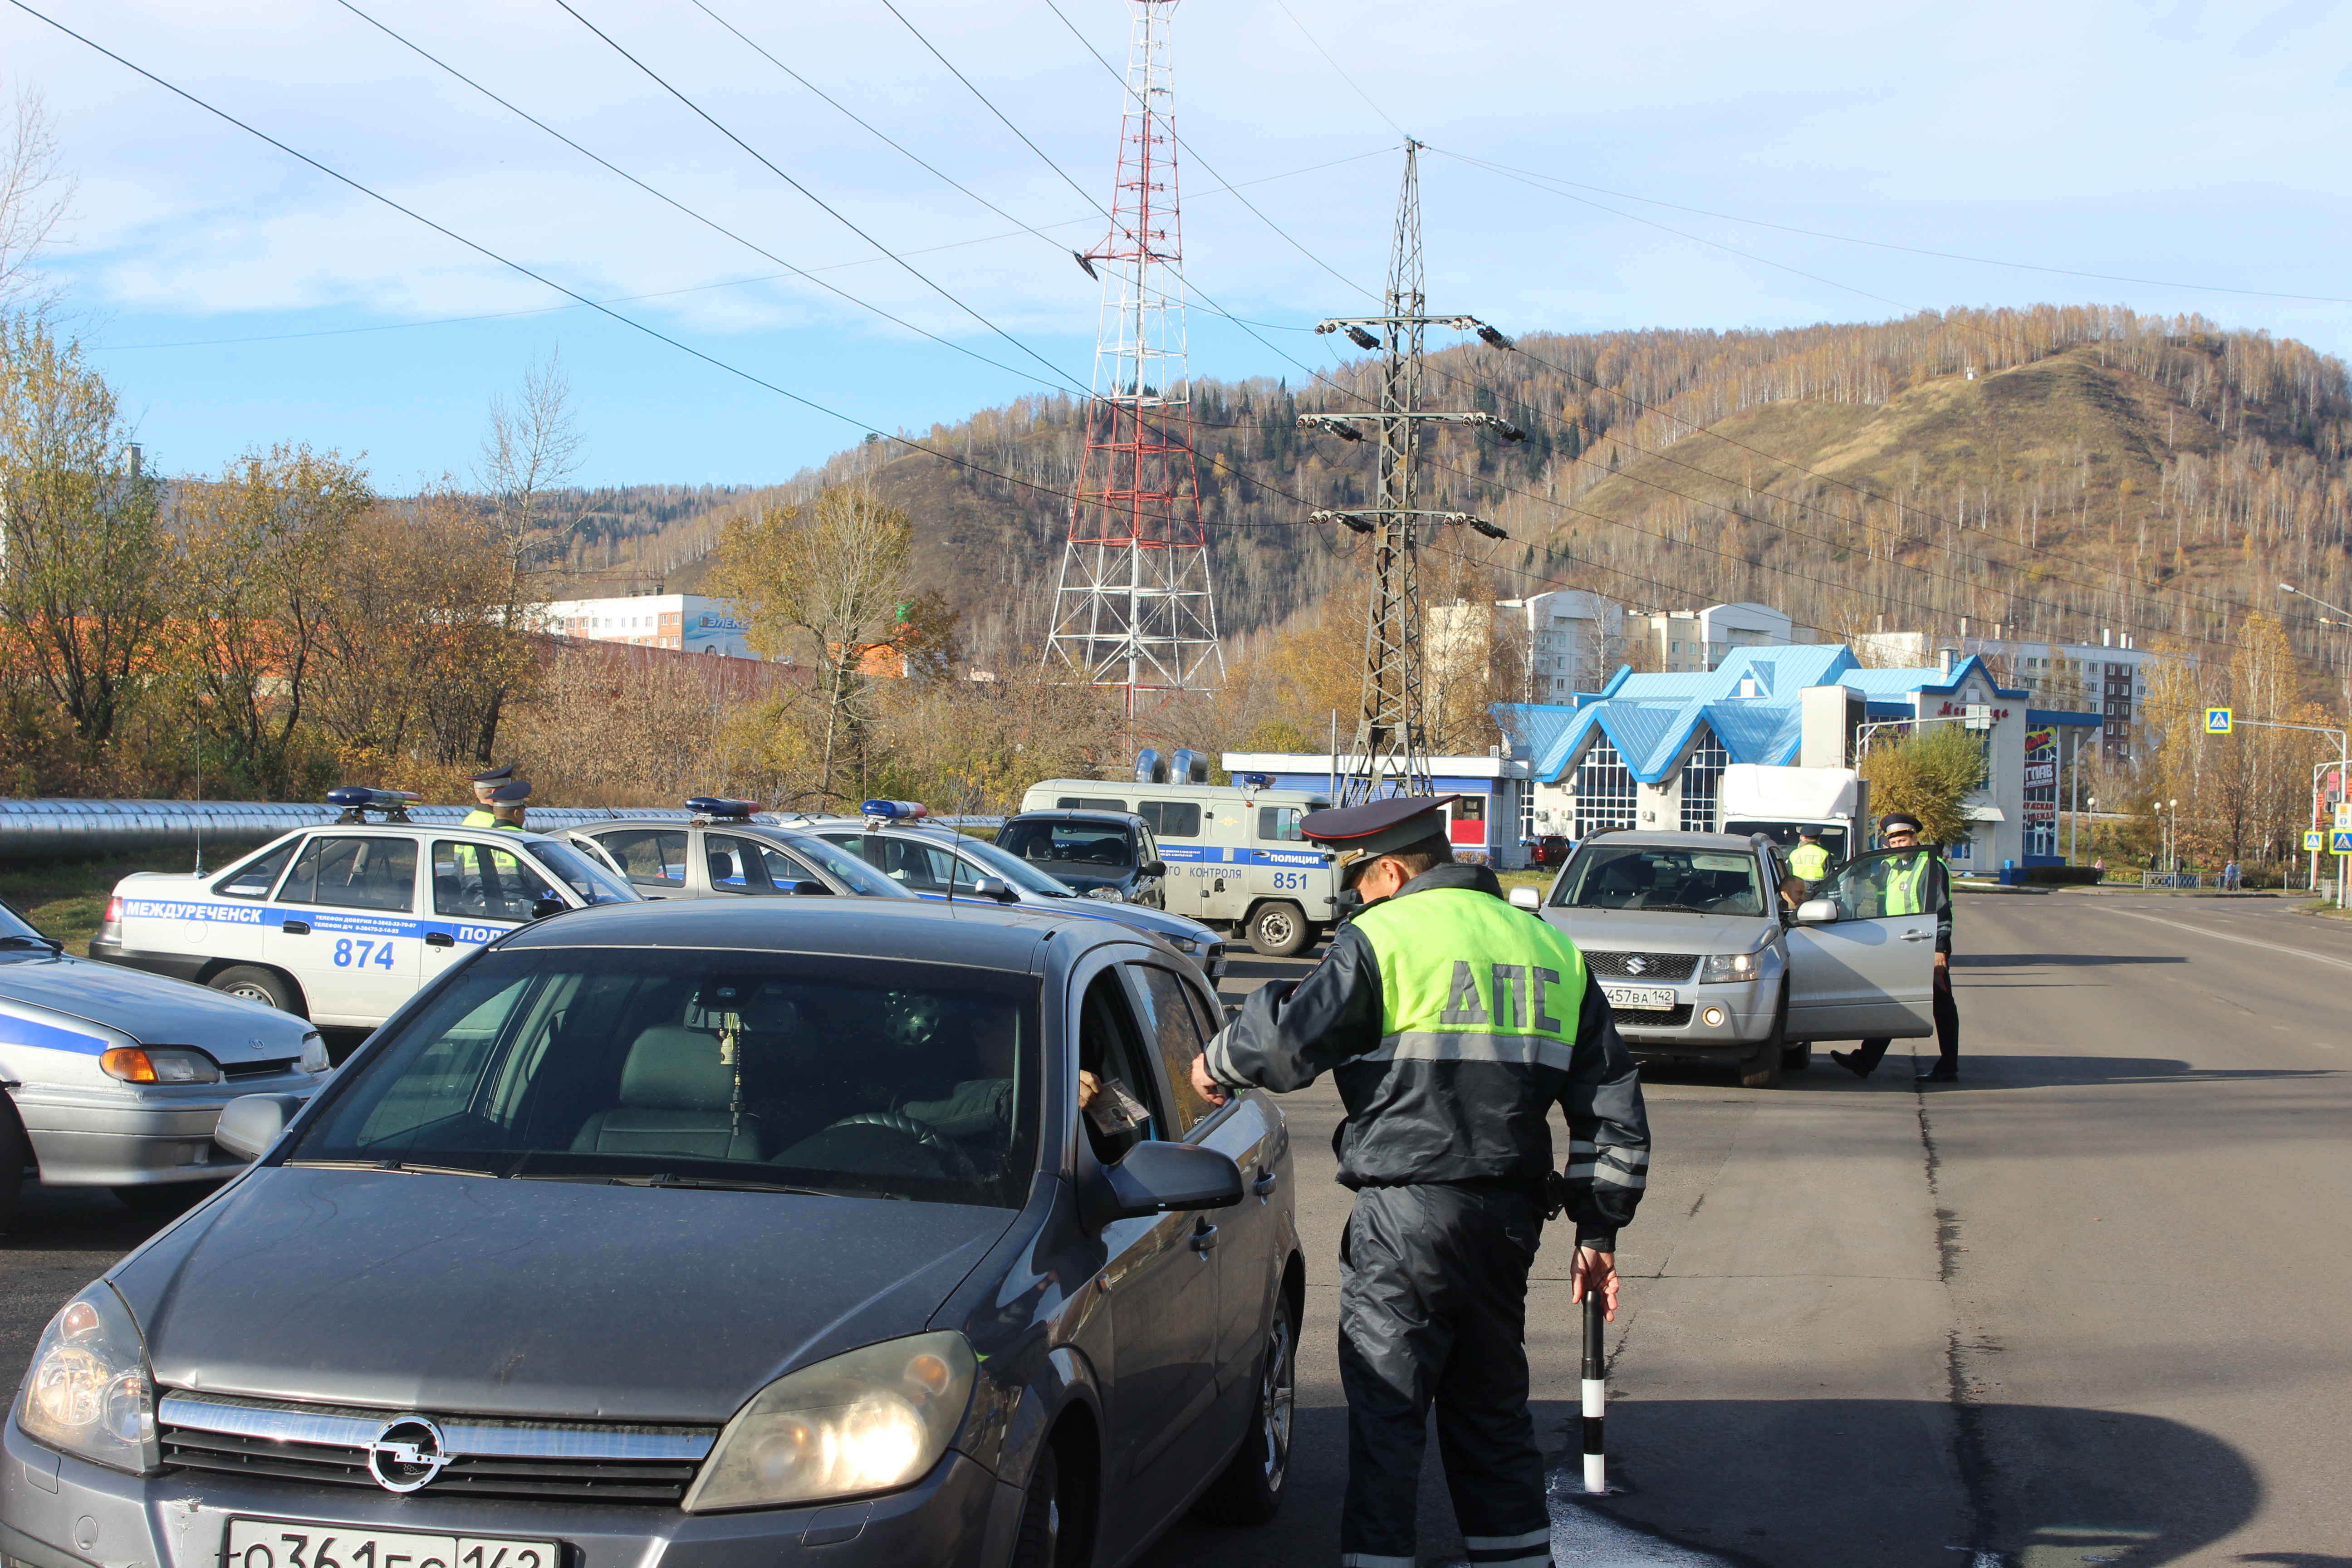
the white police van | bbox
[87,788,639,1028]
[1018,774,1338,956]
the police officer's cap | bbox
[490,779,533,804]
[1880,811,1922,834]
[471,764,516,784]
[1798,824,1821,838]
[1302,795,1457,881]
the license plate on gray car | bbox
[227,1519,559,1568]
[1601,985,1676,1010]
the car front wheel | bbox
[209,965,299,1014]
[1009,1443,1068,1568]
[1740,983,1788,1090]
[1193,1288,1297,1523]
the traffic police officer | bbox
[485,779,531,832]
[1788,825,1831,883]
[463,765,516,828]
[1190,796,1650,1568]
[1833,811,1959,1083]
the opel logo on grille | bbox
[1623,956,1648,975]
[366,1416,451,1493]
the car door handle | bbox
[1252,1168,1278,1197]
[280,920,310,936]
[1190,1221,1219,1254]
[425,932,455,948]
[1901,930,1933,941]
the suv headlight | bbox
[19,1285,158,1475]
[1699,951,1763,984]
[1085,887,1124,902]
[683,1332,976,1512]
[299,1032,330,1074]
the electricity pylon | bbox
[1299,140,1523,805]
[1044,0,1223,714]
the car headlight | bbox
[1085,887,1124,902]
[1165,936,1200,954]
[98,1047,220,1084]
[1699,951,1763,984]
[299,1032,330,1074]
[683,1332,976,1513]
[18,1285,158,1475]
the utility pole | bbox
[1298,141,1521,806]
[1044,0,1224,725]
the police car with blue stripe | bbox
[87,788,640,1029]
[0,896,325,1225]
[800,801,1229,982]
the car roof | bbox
[1004,810,1147,828]
[1579,830,1767,852]
[296,823,569,847]
[495,894,1136,970]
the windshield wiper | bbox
[0,934,60,952]
[511,1171,839,1196]
[285,1158,507,1177]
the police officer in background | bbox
[1788,824,1832,884]
[485,779,531,832]
[462,765,516,828]
[1190,796,1650,1568]
[1833,811,1959,1083]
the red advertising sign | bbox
[2024,801,2057,824]
[2024,726,2056,760]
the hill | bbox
[559,304,2352,673]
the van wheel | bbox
[1009,1442,1069,1568]
[1248,902,1310,958]
[1194,1288,1297,1523]
[210,966,299,1015]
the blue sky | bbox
[6,0,2348,490]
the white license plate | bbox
[1601,985,1678,1010]
[227,1519,558,1568]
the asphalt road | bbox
[7,897,2351,1566]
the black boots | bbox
[1831,1050,1872,1079]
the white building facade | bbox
[538,594,755,658]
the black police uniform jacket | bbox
[1202,862,1651,1247]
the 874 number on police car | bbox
[333,939,397,970]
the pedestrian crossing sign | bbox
[2310,830,2328,852]
[2205,708,2233,734]
[2333,830,2352,856]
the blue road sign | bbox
[2308,830,2327,852]
[2332,829,2352,856]
[2205,708,2233,734]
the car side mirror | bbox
[1508,887,1542,911]
[786,880,832,896]
[1794,897,1839,924]
[1143,859,1167,877]
[529,893,568,921]
[1082,1140,1244,1228]
[970,877,1019,903]
[214,1093,304,1161]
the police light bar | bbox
[860,799,929,821]
[325,787,421,809]
[686,796,758,819]
[1239,774,1274,789]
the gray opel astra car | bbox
[1,899,1300,1568]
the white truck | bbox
[1718,764,1871,869]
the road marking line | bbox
[2100,909,2352,973]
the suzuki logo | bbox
[366,1416,452,1493]
[1623,956,1648,975]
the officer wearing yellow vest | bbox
[1788,825,1832,883]
[1191,796,1650,1568]
[484,779,531,832]
[462,765,515,828]
[1833,811,1959,1083]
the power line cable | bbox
[548,0,1089,397]
[1268,0,1407,140]
[332,0,1079,397]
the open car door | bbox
[1783,847,1939,1040]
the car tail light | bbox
[100,897,123,932]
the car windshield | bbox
[998,819,1137,871]
[289,949,1041,1209]
[948,836,1075,896]
[1550,843,1766,916]
[528,841,639,906]
[764,832,918,899]
[0,899,46,945]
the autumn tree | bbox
[1860,724,1987,847]
[474,352,585,760]
[709,485,912,804]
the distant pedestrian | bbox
[2094,857,2105,876]
[2224,860,2242,891]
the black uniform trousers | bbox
[1336,1182,1553,1568]
[1852,963,1959,1071]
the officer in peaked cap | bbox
[1191,795,1650,1568]
[485,779,532,832]
[463,765,515,828]
[1833,811,1960,1083]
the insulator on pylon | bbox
[1344,325,1382,351]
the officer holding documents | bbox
[1190,795,1650,1568]
[462,765,516,828]
[1833,811,1960,1083]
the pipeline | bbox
[0,798,1002,863]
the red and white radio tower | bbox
[1044,0,1224,706]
